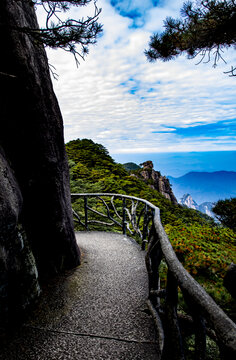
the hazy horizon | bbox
[112,150,236,177]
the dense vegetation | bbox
[66,139,236,312]
[66,139,214,226]
[122,162,141,171]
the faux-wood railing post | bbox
[192,315,206,360]
[71,192,236,358]
[84,196,88,231]
[182,291,206,360]
[163,270,185,360]
[142,204,148,250]
[146,226,162,307]
[146,225,165,355]
[122,198,126,235]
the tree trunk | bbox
[0,0,80,286]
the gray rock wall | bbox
[0,0,80,329]
[0,148,40,329]
[0,0,80,277]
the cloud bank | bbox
[38,0,236,153]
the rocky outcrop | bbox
[180,194,215,218]
[0,147,40,329]
[180,194,198,210]
[0,0,80,275]
[198,202,215,218]
[0,0,80,328]
[139,161,178,205]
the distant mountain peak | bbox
[168,170,236,203]
[180,193,216,219]
[180,194,198,210]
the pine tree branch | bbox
[145,0,236,76]
[12,0,102,65]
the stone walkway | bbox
[0,232,159,359]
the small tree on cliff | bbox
[21,1,102,65]
[0,0,101,325]
[212,198,236,231]
[145,0,236,76]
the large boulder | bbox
[0,0,80,277]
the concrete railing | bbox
[71,193,236,359]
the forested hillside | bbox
[66,139,214,227]
[66,139,236,314]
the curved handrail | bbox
[153,209,236,357]
[71,193,156,247]
[71,193,236,359]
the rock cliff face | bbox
[0,147,40,329]
[180,193,198,210]
[180,194,215,218]
[0,0,80,329]
[139,161,178,205]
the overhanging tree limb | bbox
[14,0,103,65]
[145,0,236,76]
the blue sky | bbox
[152,119,236,139]
[37,0,236,154]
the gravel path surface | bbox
[0,232,159,359]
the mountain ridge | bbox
[168,170,236,203]
[180,193,215,218]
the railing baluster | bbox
[163,270,185,360]
[142,204,148,250]
[182,291,206,360]
[84,196,88,231]
[194,315,206,360]
[148,226,162,308]
[71,193,236,358]
[122,198,126,235]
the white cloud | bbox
[37,0,236,153]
